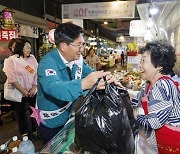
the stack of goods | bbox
[126,43,138,56]
[0,136,35,154]
[113,70,144,91]
[37,43,56,62]
[0,136,21,153]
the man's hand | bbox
[81,71,111,90]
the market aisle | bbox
[0,111,44,152]
[105,63,127,73]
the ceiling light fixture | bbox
[149,2,158,15]
[104,21,108,25]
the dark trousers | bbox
[36,122,64,145]
[121,59,124,65]
[14,95,36,140]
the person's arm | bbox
[29,72,37,97]
[28,84,37,97]
[81,59,113,90]
[0,67,7,84]
[85,56,89,63]
[5,56,29,97]
[81,71,111,90]
[38,58,85,102]
[130,84,146,106]
[136,82,173,130]
[95,55,101,71]
[29,56,38,97]
[12,81,29,97]
[38,58,112,102]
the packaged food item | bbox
[0,144,6,154]
[8,136,21,152]
[11,147,22,154]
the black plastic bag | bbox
[75,78,138,154]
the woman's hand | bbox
[12,81,29,97]
[21,89,29,97]
[28,85,37,97]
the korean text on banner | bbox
[62,1,135,19]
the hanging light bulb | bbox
[103,21,108,25]
[147,16,153,27]
[149,2,158,15]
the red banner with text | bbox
[0,29,18,41]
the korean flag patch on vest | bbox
[45,69,57,76]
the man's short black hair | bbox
[54,22,83,48]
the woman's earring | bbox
[159,67,163,73]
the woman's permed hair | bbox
[8,38,18,51]
[13,39,31,58]
[139,40,176,75]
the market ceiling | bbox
[53,0,177,4]
[51,0,173,41]
[52,0,141,41]
[0,0,174,41]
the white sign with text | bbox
[62,1,135,19]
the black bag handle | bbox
[87,77,102,96]
[76,76,108,113]
[84,75,108,99]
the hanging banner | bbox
[0,29,18,41]
[62,1,135,19]
[127,55,141,71]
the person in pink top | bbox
[4,39,38,140]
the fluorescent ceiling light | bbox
[149,2,158,15]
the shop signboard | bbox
[18,24,39,38]
[62,1,135,19]
[0,29,18,41]
[127,55,141,71]
[129,20,146,37]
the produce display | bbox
[126,42,138,56]
[113,70,144,91]
[37,43,56,62]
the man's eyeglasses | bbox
[70,42,86,49]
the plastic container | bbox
[18,136,35,154]
[8,136,21,149]
[0,144,6,154]
[11,147,22,154]
[8,136,21,152]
